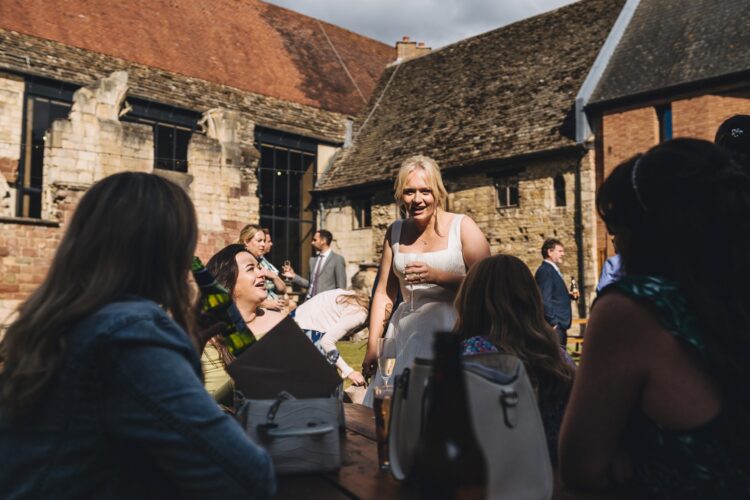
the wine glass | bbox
[403,253,420,312]
[377,338,397,387]
[282,260,292,286]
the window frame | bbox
[16,76,78,218]
[255,127,321,279]
[120,97,201,173]
[352,197,373,229]
[554,173,566,207]
[494,175,520,209]
[656,103,673,143]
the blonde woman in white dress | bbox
[362,155,490,406]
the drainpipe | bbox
[575,0,641,145]
[574,154,587,318]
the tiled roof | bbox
[318,0,625,192]
[0,0,394,116]
[0,29,347,143]
[590,0,750,106]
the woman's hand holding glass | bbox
[404,260,434,285]
[404,258,433,311]
[282,260,293,285]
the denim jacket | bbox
[0,298,275,499]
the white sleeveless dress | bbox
[363,214,466,406]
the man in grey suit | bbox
[282,229,346,299]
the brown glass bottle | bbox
[410,332,488,500]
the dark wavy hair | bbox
[206,244,254,294]
[204,244,256,366]
[454,254,574,404]
[0,172,198,418]
[597,138,750,460]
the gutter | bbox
[314,144,583,197]
[575,0,641,145]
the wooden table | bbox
[275,404,631,499]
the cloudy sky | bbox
[266,0,578,48]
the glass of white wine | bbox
[377,338,397,387]
[403,253,420,312]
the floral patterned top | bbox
[607,275,750,499]
[461,335,572,465]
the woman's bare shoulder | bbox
[588,291,667,351]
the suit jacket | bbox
[535,260,572,330]
[292,251,347,296]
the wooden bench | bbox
[567,318,587,362]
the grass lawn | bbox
[336,339,368,387]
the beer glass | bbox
[373,384,394,470]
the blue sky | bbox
[265,0,578,48]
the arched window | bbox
[554,174,566,207]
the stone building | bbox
[0,0,393,324]
[316,0,625,316]
[579,0,750,260]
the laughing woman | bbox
[362,155,490,406]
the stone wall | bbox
[0,71,282,327]
[320,150,599,317]
[319,197,376,282]
[0,72,23,217]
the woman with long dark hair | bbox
[207,243,287,348]
[0,173,275,499]
[560,139,750,497]
[454,254,574,463]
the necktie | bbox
[309,254,324,297]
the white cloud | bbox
[265,0,578,48]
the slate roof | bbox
[590,0,750,106]
[0,29,347,143]
[0,0,394,116]
[317,0,625,192]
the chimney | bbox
[416,41,431,58]
[396,36,431,62]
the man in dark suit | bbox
[282,229,347,299]
[535,238,579,346]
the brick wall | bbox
[597,94,750,258]
[672,94,750,141]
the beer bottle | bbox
[570,277,579,294]
[192,256,256,357]
[410,332,487,499]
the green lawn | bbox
[336,339,368,387]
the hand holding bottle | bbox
[569,277,580,301]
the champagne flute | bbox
[377,338,397,387]
[403,253,419,312]
[283,260,292,285]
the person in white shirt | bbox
[292,271,371,385]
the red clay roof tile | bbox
[0,0,394,115]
